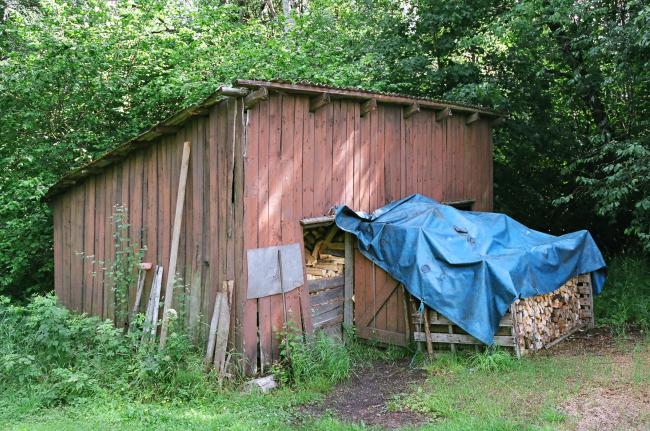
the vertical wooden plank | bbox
[159,137,171,308]
[93,173,105,317]
[225,100,237,348]
[369,103,378,211]
[457,117,465,200]
[359,105,371,212]
[313,97,327,214]
[353,101,361,210]
[382,105,392,203]
[395,108,408,199]
[52,199,63,302]
[487,122,494,210]
[62,192,72,308]
[188,117,204,336]
[344,233,354,327]
[159,140,191,348]
[83,177,95,314]
[267,93,284,361]
[433,114,444,201]
[208,103,220,345]
[243,102,259,373]
[293,96,312,335]
[323,102,334,210]
[376,103,385,206]
[103,166,115,321]
[231,99,246,359]
[302,97,315,218]
[256,98,272,370]
[354,249,366,330]
[332,101,345,204]
[129,152,144,315]
[344,101,355,206]
[70,185,85,313]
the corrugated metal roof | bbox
[250,79,503,115]
[45,79,504,201]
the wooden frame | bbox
[411,274,595,358]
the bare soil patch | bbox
[302,359,429,430]
[563,386,650,431]
[556,327,650,431]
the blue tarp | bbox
[335,194,607,345]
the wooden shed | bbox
[46,79,501,374]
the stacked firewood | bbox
[512,276,586,353]
[304,224,345,280]
[306,254,345,279]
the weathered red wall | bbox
[51,98,245,351]
[242,93,493,369]
[51,90,493,374]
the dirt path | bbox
[301,359,429,429]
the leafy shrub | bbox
[0,294,215,407]
[595,255,650,335]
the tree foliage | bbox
[0,0,647,297]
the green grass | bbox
[594,255,650,335]
[393,342,649,431]
[1,255,649,431]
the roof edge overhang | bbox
[44,79,506,202]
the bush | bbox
[594,255,650,335]
[0,294,215,407]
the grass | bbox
[594,255,650,336]
[1,255,649,430]
[390,351,605,430]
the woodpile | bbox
[303,224,345,280]
[512,274,593,354]
[410,274,594,356]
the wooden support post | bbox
[205,289,224,369]
[214,280,234,380]
[360,99,377,117]
[159,141,191,348]
[344,233,354,328]
[141,265,163,344]
[244,87,269,109]
[309,93,331,112]
[436,107,452,122]
[128,265,149,331]
[218,86,250,97]
[401,286,411,343]
[403,103,420,119]
[466,112,480,125]
[423,307,434,359]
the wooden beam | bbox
[300,215,334,227]
[309,93,331,112]
[218,86,249,97]
[436,107,452,122]
[466,112,480,125]
[244,86,269,109]
[360,99,377,117]
[413,332,515,347]
[344,233,354,328]
[403,103,420,119]
[159,141,191,349]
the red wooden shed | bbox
[46,80,501,374]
